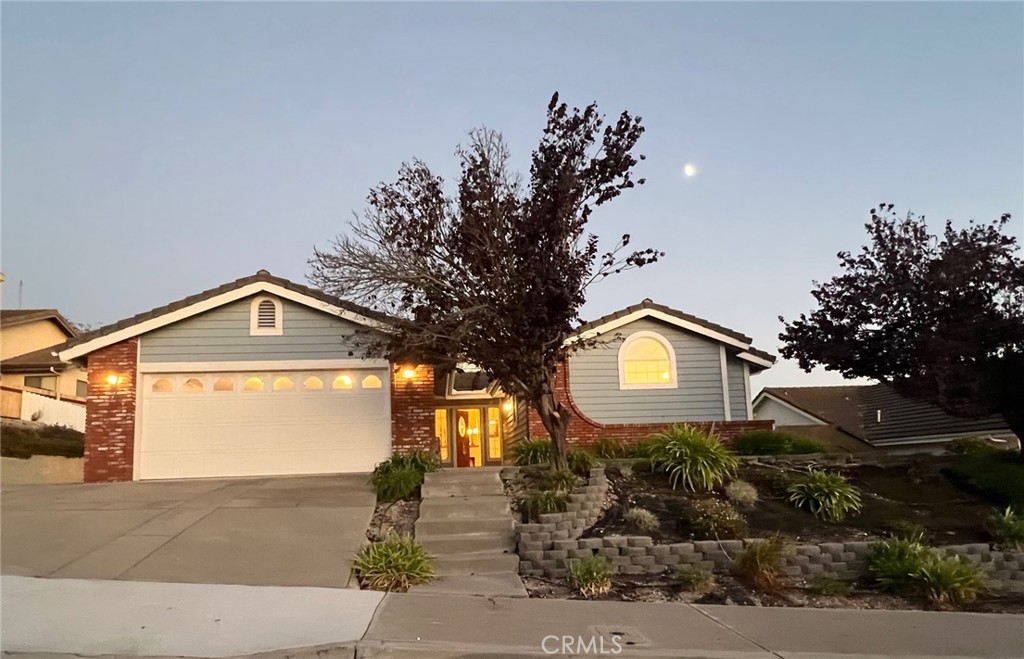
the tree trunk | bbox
[1002,406,1024,463]
[992,356,1024,462]
[535,373,571,471]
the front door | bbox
[455,408,482,467]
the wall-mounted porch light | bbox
[401,367,417,380]
[104,374,122,386]
[502,400,514,413]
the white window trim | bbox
[617,330,678,390]
[249,296,283,336]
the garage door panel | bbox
[139,369,392,479]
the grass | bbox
[353,530,434,592]
[988,506,1024,549]
[944,452,1024,508]
[675,565,716,595]
[512,439,552,466]
[734,534,788,592]
[867,537,987,607]
[786,469,863,522]
[566,448,600,476]
[725,479,759,507]
[732,430,825,456]
[567,556,614,598]
[646,424,739,491]
[523,490,569,520]
[624,507,660,532]
[0,423,84,459]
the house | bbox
[752,384,1020,453]
[57,271,776,482]
[1,309,88,400]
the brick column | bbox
[84,338,139,482]
[390,364,435,455]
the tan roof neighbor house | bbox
[1,309,88,400]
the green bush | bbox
[734,534,788,591]
[733,430,825,456]
[684,499,748,540]
[915,556,987,608]
[370,452,439,502]
[353,530,434,592]
[989,506,1024,549]
[646,424,739,491]
[567,556,614,598]
[512,439,552,466]
[628,438,661,460]
[786,470,863,522]
[566,448,599,476]
[0,424,84,459]
[808,576,853,596]
[675,565,716,595]
[538,468,580,493]
[523,490,568,520]
[725,480,759,507]
[868,536,988,606]
[868,537,934,593]
[947,437,1001,456]
[624,507,660,533]
[945,453,1024,508]
[591,438,628,459]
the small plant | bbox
[628,438,660,460]
[674,565,716,595]
[725,480,759,507]
[808,576,852,596]
[646,424,739,491]
[512,439,552,466]
[786,469,863,522]
[733,430,825,456]
[567,556,614,598]
[915,556,987,608]
[566,448,599,476]
[538,468,580,493]
[369,452,440,502]
[868,537,934,593]
[623,507,660,533]
[684,499,748,540]
[523,490,568,520]
[353,530,434,592]
[868,537,987,606]
[988,506,1024,549]
[591,437,628,459]
[734,534,789,592]
[948,436,1000,456]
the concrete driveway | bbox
[0,474,375,588]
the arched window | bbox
[152,378,173,393]
[182,377,204,393]
[273,376,295,391]
[249,296,283,336]
[618,331,677,389]
[243,376,265,392]
[303,376,324,390]
[361,374,383,389]
[333,374,353,390]
[213,377,234,392]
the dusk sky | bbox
[3,2,1022,392]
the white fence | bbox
[20,391,86,431]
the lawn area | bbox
[1,423,84,459]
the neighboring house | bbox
[752,384,1020,454]
[1,309,88,400]
[57,271,776,482]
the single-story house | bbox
[752,384,1021,454]
[58,270,776,482]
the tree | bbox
[779,204,1024,457]
[309,93,661,469]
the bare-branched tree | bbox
[309,93,662,469]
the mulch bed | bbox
[366,499,420,541]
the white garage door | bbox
[139,369,391,480]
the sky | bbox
[2,1,1022,392]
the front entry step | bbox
[415,515,514,536]
[418,531,515,555]
[420,480,504,498]
[431,552,520,576]
[411,573,528,598]
[419,495,511,518]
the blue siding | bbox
[139,296,376,362]
[727,357,749,421]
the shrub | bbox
[808,576,852,596]
[591,437,628,459]
[734,534,788,591]
[944,452,1024,508]
[567,556,614,598]
[733,430,825,456]
[989,506,1024,549]
[628,438,660,460]
[523,490,568,520]
[646,424,738,491]
[624,507,660,533]
[725,480,759,507]
[675,565,716,595]
[0,424,85,459]
[512,439,552,466]
[868,537,934,593]
[948,436,1000,456]
[370,452,440,502]
[684,499,748,540]
[915,556,987,607]
[538,468,580,493]
[353,530,434,592]
[786,470,863,522]
[566,448,599,476]
[868,537,988,606]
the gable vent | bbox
[257,299,277,328]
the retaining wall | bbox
[1,455,84,484]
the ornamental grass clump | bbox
[538,468,580,494]
[725,480,759,507]
[370,451,440,502]
[734,534,789,592]
[675,565,716,595]
[646,424,738,492]
[567,556,614,598]
[684,499,748,540]
[512,439,552,466]
[566,448,600,476]
[523,490,569,520]
[786,469,863,522]
[591,437,628,459]
[623,507,660,533]
[867,537,987,607]
[988,506,1024,550]
[353,530,434,592]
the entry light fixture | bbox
[502,400,514,413]
[105,374,121,386]
[401,367,416,380]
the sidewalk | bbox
[3,576,1022,658]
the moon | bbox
[683,163,698,177]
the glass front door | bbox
[435,405,503,467]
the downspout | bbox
[49,366,62,400]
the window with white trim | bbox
[249,296,283,336]
[617,331,677,389]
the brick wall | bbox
[391,364,435,455]
[83,338,138,482]
[528,361,773,446]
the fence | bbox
[1,387,85,431]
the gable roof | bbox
[755,384,1016,445]
[0,309,77,337]
[574,298,776,370]
[0,345,73,373]
[58,270,394,362]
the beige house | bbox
[1,309,88,401]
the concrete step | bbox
[424,469,502,485]
[419,531,515,554]
[419,495,510,518]
[432,552,521,576]
[415,515,514,536]
[411,573,528,598]
[421,481,504,498]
